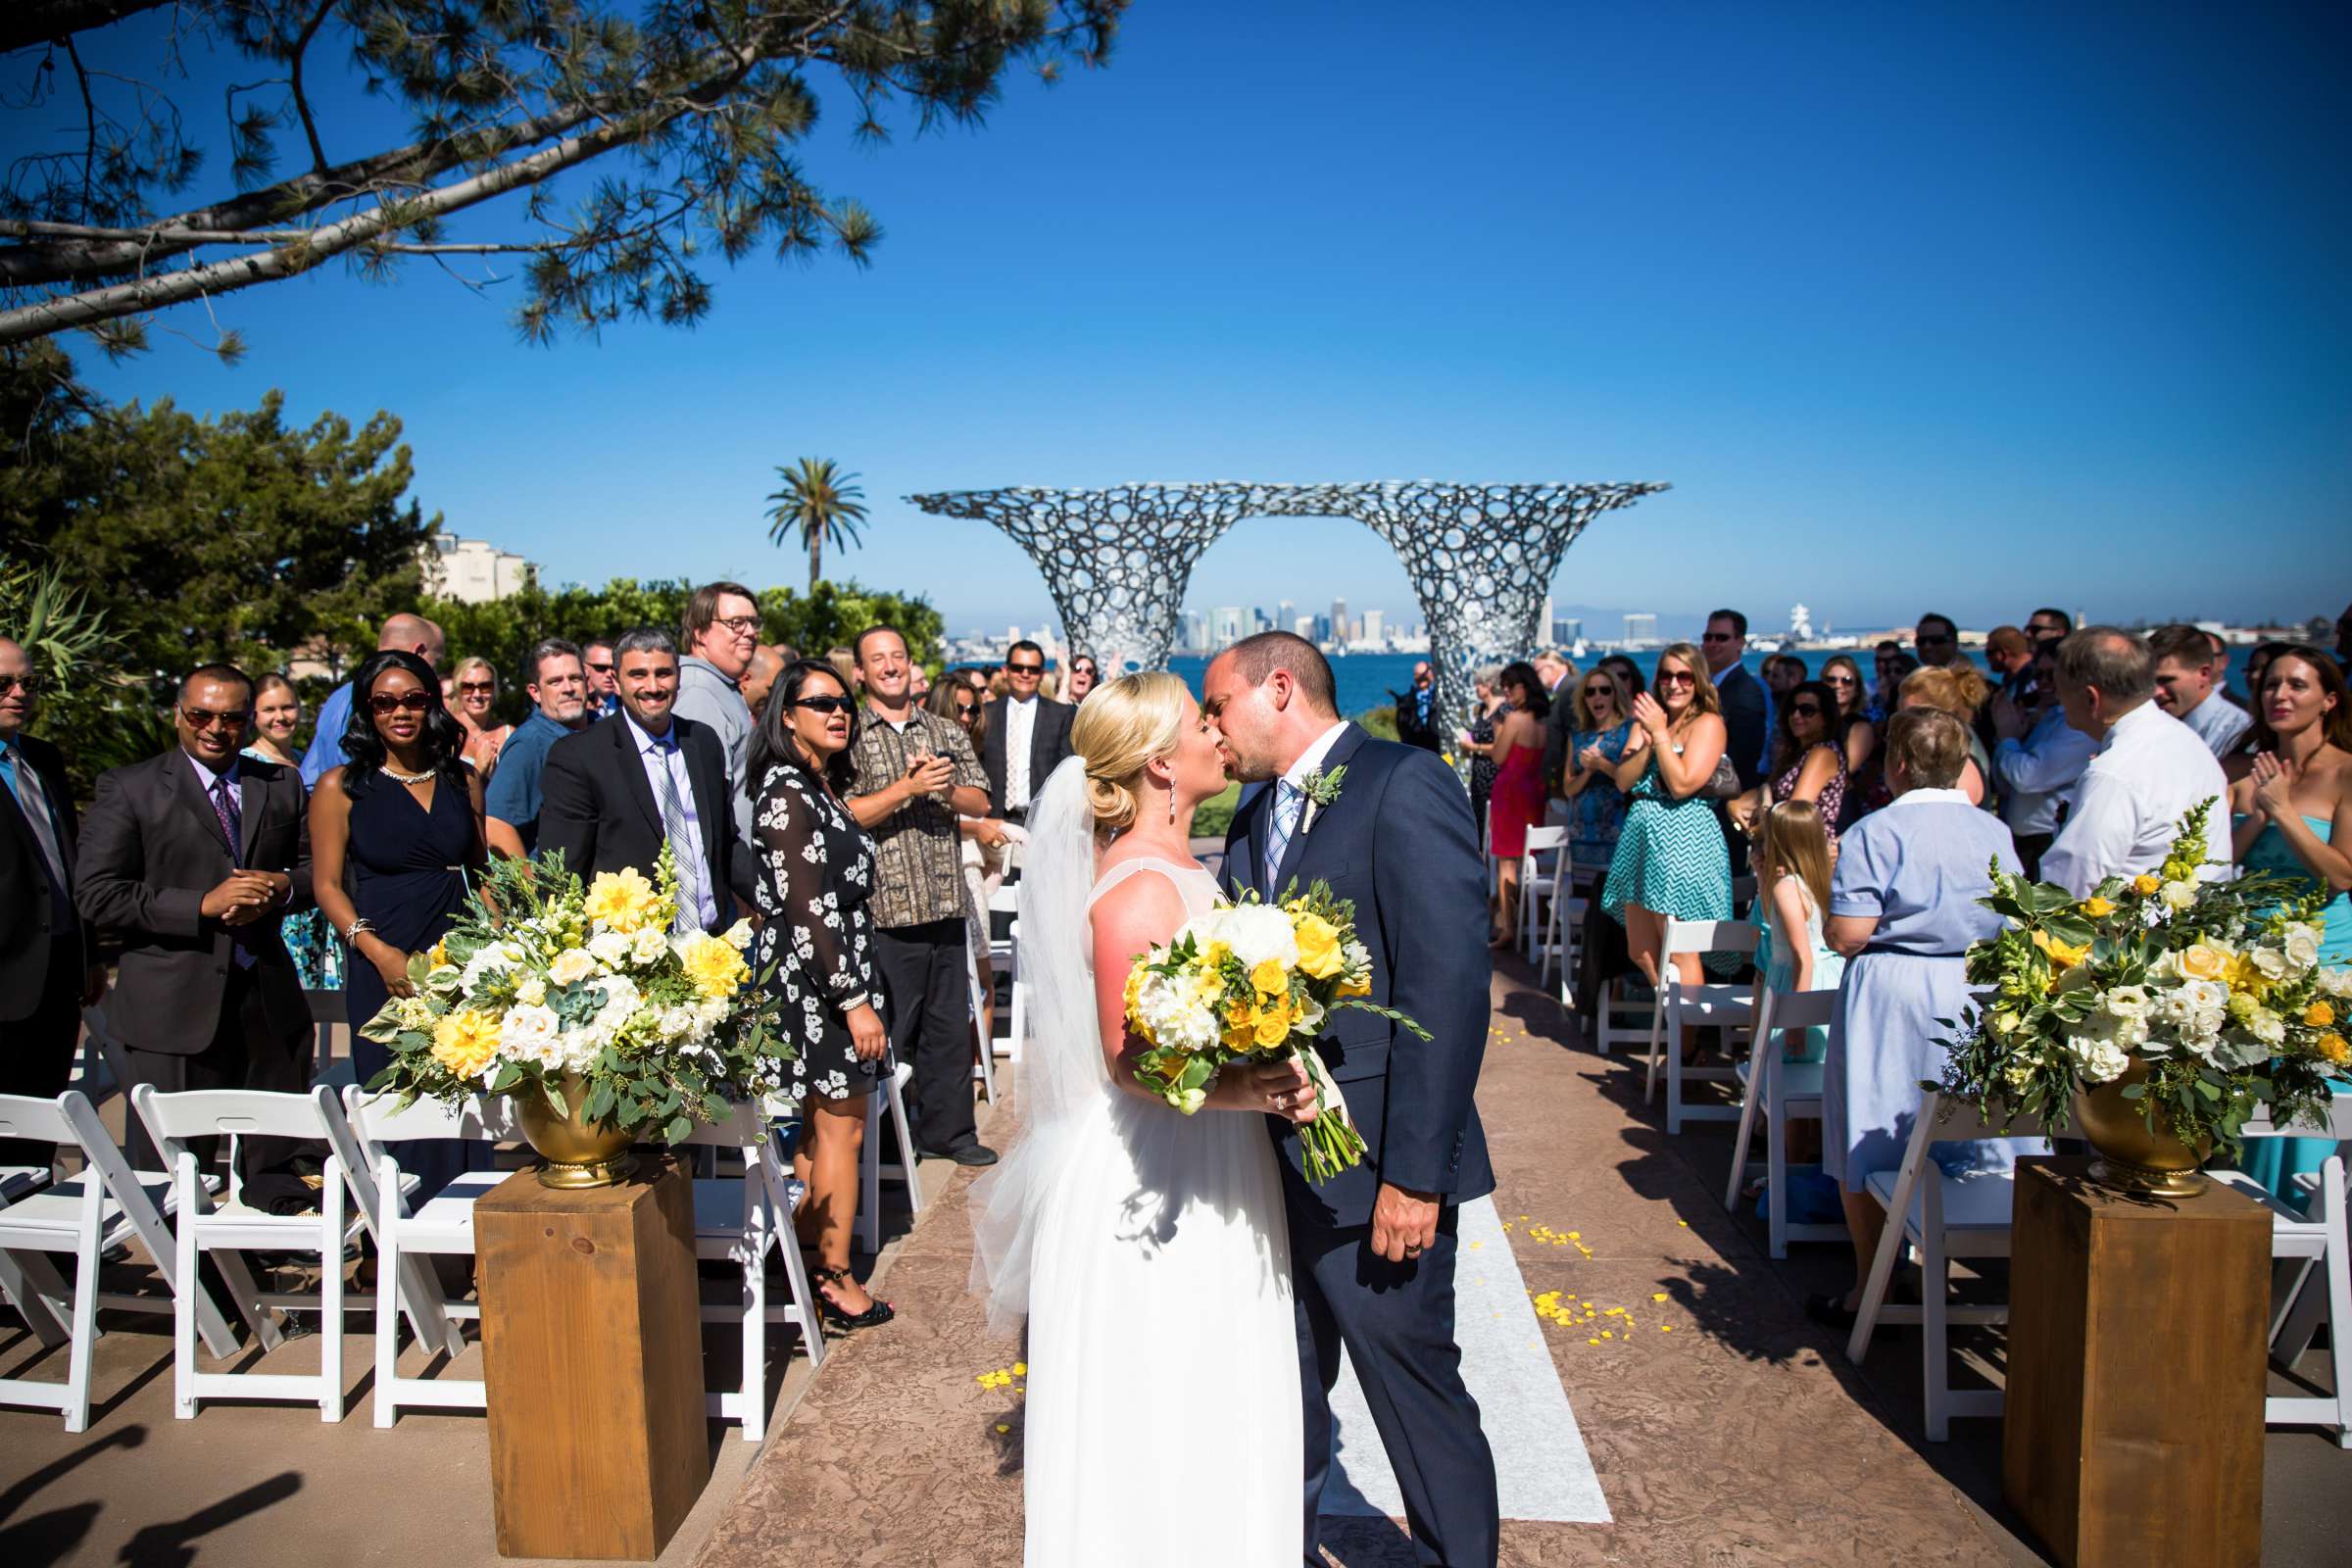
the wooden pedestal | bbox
[475,1152,708,1561]
[2002,1157,2269,1568]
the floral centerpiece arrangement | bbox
[1935,801,2350,1190]
[1123,879,1427,1183]
[360,851,790,1184]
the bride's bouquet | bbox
[1122,880,1427,1182]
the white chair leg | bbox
[858,1095,881,1256]
[374,1214,402,1428]
[64,1229,100,1434]
[777,1225,826,1371]
[1922,1226,1951,1443]
[0,1249,74,1348]
[888,1070,924,1219]
[1766,1075,1792,1261]
[738,1242,765,1444]
[173,1159,200,1420]
[318,1170,345,1422]
[1643,987,1669,1101]
[1665,1002,1688,1135]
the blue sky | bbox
[52,1,2352,636]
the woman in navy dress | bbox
[311,651,485,1083]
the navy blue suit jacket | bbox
[1223,724,1495,1228]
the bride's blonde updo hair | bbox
[1071,670,1190,836]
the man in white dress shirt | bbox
[1988,638,2098,880]
[2146,623,2252,760]
[2040,628,2231,897]
[980,639,1073,826]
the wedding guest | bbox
[484,638,592,858]
[1395,660,1443,754]
[1987,637,2096,879]
[1913,612,1962,669]
[447,656,513,782]
[2025,607,2073,644]
[1562,665,1635,870]
[980,639,1074,826]
[1869,648,1917,727]
[302,612,445,784]
[536,627,757,933]
[2228,646,2352,1202]
[2242,642,2291,715]
[1484,661,1549,948]
[847,624,996,1165]
[826,645,859,692]
[1601,654,1646,703]
[1753,799,1842,1066]
[1821,654,1875,771]
[309,652,486,1089]
[748,659,894,1326]
[1984,626,2034,683]
[1703,610,1769,793]
[0,639,100,1167]
[1896,664,1992,806]
[673,581,762,848]
[2147,623,2253,758]
[1461,666,1506,840]
[742,643,786,722]
[241,673,341,992]
[1815,709,2032,1325]
[1062,653,1099,705]
[1735,679,1849,842]
[582,637,621,719]
[1599,643,1734,992]
[77,663,314,1180]
[929,679,1012,1042]
[1540,653,1576,796]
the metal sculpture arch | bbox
[906,480,1669,737]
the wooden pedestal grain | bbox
[475,1152,709,1561]
[2003,1157,2269,1568]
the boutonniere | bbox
[1300,764,1348,835]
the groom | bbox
[1204,631,1499,1567]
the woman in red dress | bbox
[1486,660,1551,946]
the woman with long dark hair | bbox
[311,650,485,1090]
[748,659,893,1329]
[1485,660,1552,947]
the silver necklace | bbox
[380,761,435,786]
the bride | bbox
[970,671,1319,1565]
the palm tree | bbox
[765,458,869,592]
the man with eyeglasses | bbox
[582,638,622,720]
[76,662,318,1180]
[980,638,1075,827]
[1702,609,1769,793]
[672,581,762,849]
[1914,612,1963,670]
[486,638,594,858]
[299,612,445,786]
[0,639,104,1166]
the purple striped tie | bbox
[211,774,242,865]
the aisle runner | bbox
[1324,1194,1612,1524]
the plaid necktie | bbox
[1263,778,1303,890]
[651,738,707,934]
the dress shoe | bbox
[917,1143,999,1167]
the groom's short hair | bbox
[1227,631,1338,716]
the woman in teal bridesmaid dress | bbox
[2228,648,2352,1206]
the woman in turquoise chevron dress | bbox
[1599,641,1734,992]
[2227,648,2352,1207]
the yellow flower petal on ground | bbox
[995,1424,1009,1434]
[1651,1292,1669,1301]
[1012,1361,1027,1376]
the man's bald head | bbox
[379,612,445,670]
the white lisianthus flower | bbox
[591,975,642,1033]
[721,918,755,952]
[548,948,598,987]
[559,1027,605,1072]
[656,1005,698,1043]
[499,1004,561,1063]
[2159,879,2197,911]
[2282,926,2322,974]
[587,929,632,969]
[2176,1029,2219,1060]
[630,926,671,966]
[2250,945,2287,981]
[514,976,547,1006]
[2246,1007,2286,1047]
[2102,985,2152,1021]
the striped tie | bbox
[1263,778,1304,891]
[652,741,707,934]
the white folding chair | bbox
[857,1060,924,1255]
[685,1101,826,1442]
[992,882,1027,1064]
[0,1091,252,1430]
[336,1088,515,1427]
[1846,1088,2048,1441]
[1518,824,1568,962]
[1722,987,1842,1258]
[132,1083,363,1421]
[1539,858,1592,998]
[963,940,999,1104]
[2215,1100,2352,1447]
[1643,918,1758,1133]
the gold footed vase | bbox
[515,1072,637,1189]
[2073,1060,2213,1198]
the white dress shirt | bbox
[1993,704,2097,840]
[1281,719,1352,796]
[2178,690,2252,759]
[1004,695,1040,811]
[2039,701,2231,897]
[623,712,717,930]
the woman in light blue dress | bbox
[2226,648,2352,1206]
[1600,643,1735,992]
[1816,710,2036,1325]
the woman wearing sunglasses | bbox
[311,652,488,1191]
[447,655,514,783]
[1596,642,1735,992]
[1731,679,1850,845]
[1562,665,1636,871]
[748,660,895,1328]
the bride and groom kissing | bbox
[970,631,1499,1567]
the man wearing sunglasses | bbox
[0,639,104,1167]
[1702,609,1770,793]
[582,638,622,720]
[76,662,318,1180]
[300,612,446,786]
[980,639,1075,827]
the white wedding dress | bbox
[970,760,1301,1565]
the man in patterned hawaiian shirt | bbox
[845,624,999,1166]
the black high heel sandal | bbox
[809,1263,895,1330]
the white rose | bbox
[2321,966,2352,1000]
[2250,946,2287,981]
[2159,879,2197,911]
[2247,1007,2286,1047]
[2177,1030,2219,1060]
[588,929,632,968]
[2078,1039,2131,1083]
[500,1004,560,1059]
[592,975,642,1030]
[721,918,755,952]
[2281,928,2320,975]
[548,948,598,987]
[513,976,547,1006]
[630,927,670,965]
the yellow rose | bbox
[2307,1002,2337,1029]
[2132,873,2162,897]
[1250,957,1289,998]
[1253,1001,1295,1049]
[1293,913,1345,981]
[2176,942,2228,983]
[2082,897,2115,918]
[584,867,661,933]
[2316,1032,2349,1066]
[679,933,750,999]
[430,1008,503,1079]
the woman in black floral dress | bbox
[748,659,893,1328]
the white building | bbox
[1623,612,1658,646]
[1361,609,1385,646]
[421,534,534,603]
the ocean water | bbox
[1160,645,2276,720]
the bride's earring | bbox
[1167,786,1177,825]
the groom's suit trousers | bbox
[1291,1197,1500,1568]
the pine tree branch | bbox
[286,0,335,176]
[0,0,180,55]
